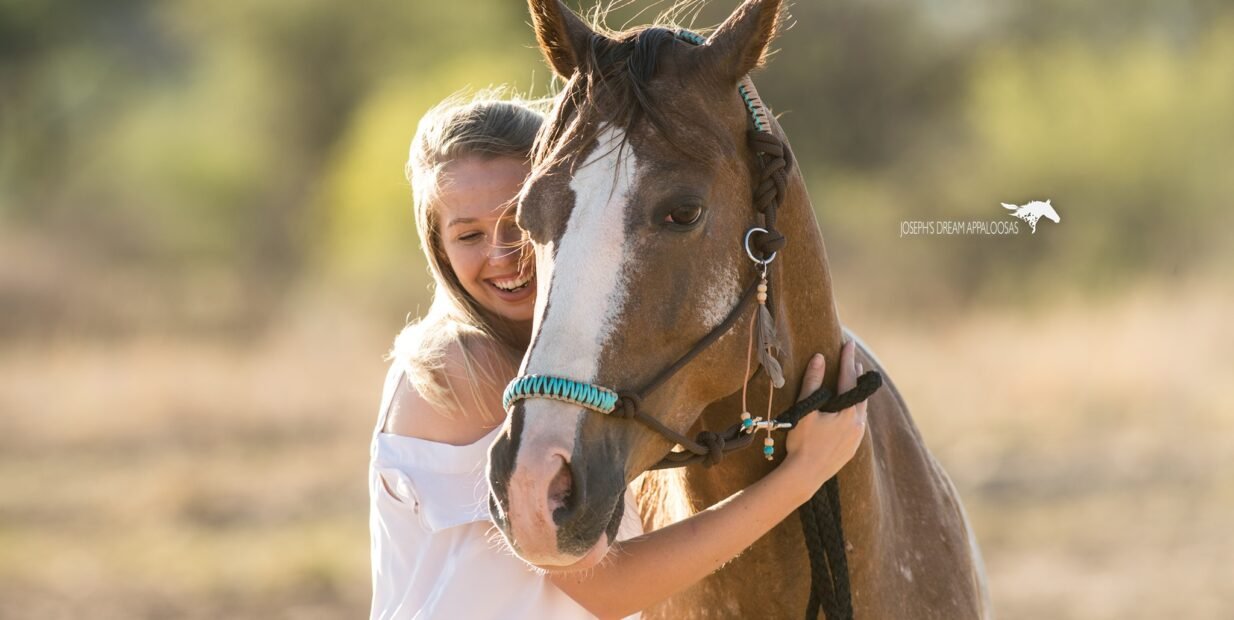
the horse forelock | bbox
[531,25,718,176]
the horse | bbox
[487,0,992,617]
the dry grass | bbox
[844,276,1234,619]
[0,297,389,619]
[2,280,1231,618]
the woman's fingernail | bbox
[857,362,864,374]
[811,353,824,368]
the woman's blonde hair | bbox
[392,92,544,423]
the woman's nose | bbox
[487,226,524,265]
[486,240,517,266]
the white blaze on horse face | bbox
[527,239,557,367]
[521,125,638,448]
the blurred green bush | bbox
[1,0,1230,335]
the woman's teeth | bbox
[492,273,533,292]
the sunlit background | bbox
[2,0,1231,617]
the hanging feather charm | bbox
[755,273,785,388]
[741,238,785,460]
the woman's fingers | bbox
[837,344,867,435]
[838,340,857,393]
[797,353,826,400]
[795,343,862,410]
[793,343,869,428]
[855,362,868,421]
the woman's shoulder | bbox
[384,337,507,445]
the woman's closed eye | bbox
[458,231,484,243]
[500,220,524,241]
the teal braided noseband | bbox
[503,374,620,414]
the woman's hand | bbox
[780,340,870,501]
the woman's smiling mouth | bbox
[487,272,535,300]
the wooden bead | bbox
[756,292,768,303]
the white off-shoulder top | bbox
[369,363,643,619]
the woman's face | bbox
[436,156,536,323]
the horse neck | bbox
[684,134,855,500]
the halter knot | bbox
[749,130,794,169]
[749,131,793,212]
[748,130,785,157]
[696,430,727,467]
[751,229,786,256]
[614,393,643,420]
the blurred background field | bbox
[1,0,1231,618]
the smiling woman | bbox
[392,97,544,424]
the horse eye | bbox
[665,204,703,228]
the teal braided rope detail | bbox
[675,29,707,46]
[737,83,767,133]
[503,374,620,414]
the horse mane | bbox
[532,24,708,173]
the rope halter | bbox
[502,374,619,415]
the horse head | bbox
[1035,199,1061,223]
[487,0,788,569]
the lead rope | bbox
[777,381,874,620]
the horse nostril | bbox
[548,456,575,519]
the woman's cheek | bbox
[445,242,483,287]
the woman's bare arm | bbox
[549,342,868,619]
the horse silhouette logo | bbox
[1002,199,1060,234]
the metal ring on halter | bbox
[744,227,778,265]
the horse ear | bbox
[703,0,784,80]
[528,0,598,78]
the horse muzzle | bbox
[488,401,628,569]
